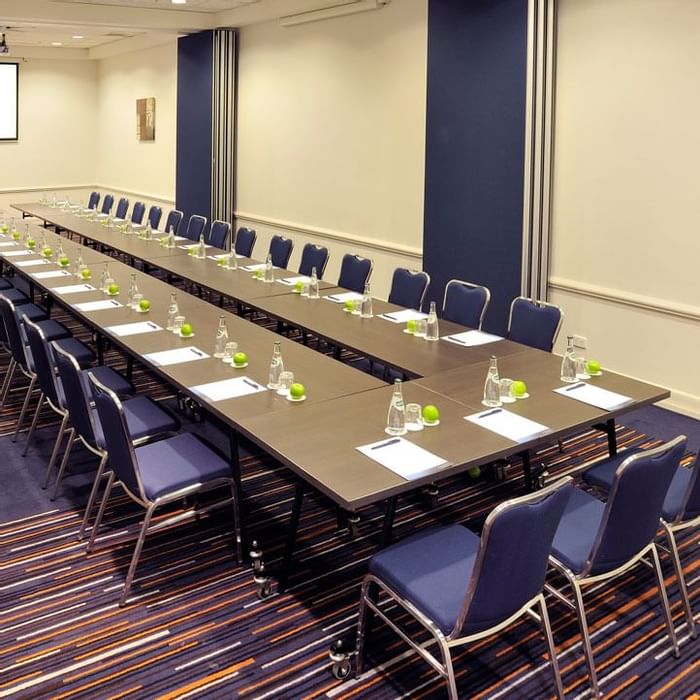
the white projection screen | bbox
[0,63,19,140]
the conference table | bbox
[6,204,671,594]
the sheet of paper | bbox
[378,309,428,323]
[0,241,17,248]
[2,250,31,257]
[74,299,124,312]
[357,437,450,480]
[14,258,50,268]
[112,217,126,223]
[143,346,210,367]
[153,233,187,241]
[465,408,550,443]
[207,253,243,261]
[178,243,213,251]
[31,269,73,280]
[105,321,163,337]
[441,330,504,347]
[277,275,311,286]
[190,376,267,402]
[241,263,279,272]
[324,291,364,303]
[52,283,97,295]
[553,382,633,410]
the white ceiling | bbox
[50,0,260,14]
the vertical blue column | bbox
[423,0,528,334]
[176,32,214,226]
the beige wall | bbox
[550,0,700,416]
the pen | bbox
[479,408,502,419]
[243,378,260,390]
[371,438,401,450]
[447,336,467,344]
[110,300,120,306]
[190,348,204,357]
[565,382,585,392]
[146,322,158,329]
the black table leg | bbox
[593,418,617,456]
[228,430,246,524]
[278,480,305,592]
[379,496,398,549]
[520,449,534,491]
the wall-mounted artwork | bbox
[136,97,155,141]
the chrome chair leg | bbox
[87,471,115,552]
[651,543,680,657]
[540,595,565,700]
[0,358,16,407]
[119,503,157,607]
[440,640,458,700]
[229,482,243,564]
[49,422,73,500]
[355,580,371,676]
[23,392,44,457]
[12,375,36,442]
[79,452,108,541]
[662,522,696,639]
[569,576,601,697]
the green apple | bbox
[27,239,36,249]
[108,283,119,295]
[233,351,247,366]
[294,280,304,293]
[59,256,70,267]
[139,298,151,312]
[422,404,440,424]
[253,269,263,279]
[344,299,355,311]
[586,359,601,374]
[468,466,481,479]
[512,380,528,397]
[180,322,193,337]
[290,383,305,399]
[406,319,417,333]
[42,246,53,258]
[217,257,226,266]
[0,224,8,233]
[11,230,20,240]
[81,268,92,280]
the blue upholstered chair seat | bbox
[582,449,642,491]
[83,366,134,399]
[369,523,480,634]
[2,288,29,305]
[550,489,605,574]
[14,303,48,323]
[134,433,232,500]
[53,337,95,367]
[0,277,14,290]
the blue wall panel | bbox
[176,31,213,228]
[423,0,528,334]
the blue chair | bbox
[442,279,491,329]
[507,297,563,352]
[53,343,178,535]
[356,478,573,699]
[164,209,183,235]
[184,214,208,242]
[269,235,294,269]
[147,205,162,230]
[99,194,114,215]
[87,372,242,606]
[208,220,231,250]
[387,268,430,311]
[298,243,329,278]
[337,254,373,294]
[547,436,686,695]
[131,201,145,225]
[115,197,129,220]
[87,191,100,210]
[234,227,257,258]
[583,445,700,639]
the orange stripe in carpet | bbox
[155,657,255,700]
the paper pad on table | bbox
[465,408,550,443]
[278,275,310,286]
[324,291,363,303]
[2,250,31,257]
[15,259,50,268]
[190,376,267,402]
[357,437,449,480]
[207,253,243,261]
[52,283,96,295]
[31,269,72,280]
[0,242,17,248]
[553,382,633,410]
[241,263,279,272]
[143,346,210,367]
[442,330,503,347]
[74,299,123,312]
[378,309,428,324]
[105,321,163,337]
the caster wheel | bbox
[347,515,360,539]
[256,578,272,600]
[536,470,549,490]
[332,658,351,680]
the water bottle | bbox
[127,273,139,309]
[386,378,407,436]
[308,267,320,299]
[166,226,175,248]
[264,254,274,283]
[267,340,284,389]
[100,262,111,293]
[560,336,577,383]
[167,292,179,331]
[196,233,206,259]
[425,301,439,341]
[360,283,373,318]
[225,250,238,270]
[73,253,85,277]
[144,222,152,240]
[51,193,57,208]
[126,221,133,235]
[214,315,228,358]
[483,355,502,407]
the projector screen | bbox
[0,63,19,140]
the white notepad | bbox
[2,250,31,257]
[190,376,267,402]
[278,275,311,286]
[241,263,279,272]
[153,233,187,242]
[465,408,550,443]
[357,437,449,480]
[178,243,213,251]
[324,291,363,303]
[442,330,503,347]
[105,321,163,337]
[74,299,123,312]
[553,382,633,410]
[15,259,50,268]
[378,309,428,324]
[0,241,17,248]
[31,270,72,280]
[207,253,243,261]
[52,283,97,295]
[143,346,209,367]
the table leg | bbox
[228,430,246,520]
[379,496,398,549]
[520,449,534,491]
[278,480,305,592]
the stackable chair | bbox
[130,201,146,225]
[387,268,430,311]
[546,436,686,695]
[355,478,573,700]
[146,205,163,230]
[87,372,242,606]
[337,254,373,294]
[269,235,294,269]
[583,443,700,639]
[207,220,231,250]
[114,197,129,220]
[234,227,257,258]
[163,209,183,235]
[87,191,100,210]
[507,297,563,352]
[183,214,208,242]
[99,194,114,216]
[442,279,491,330]
[298,243,329,278]
[53,343,179,534]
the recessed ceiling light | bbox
[72,35,84,40]
[51,41,63,46]
[171,0,187,4]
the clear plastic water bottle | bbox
[360,282,373,318]
[386,378,407,436]
[483,355,502,407]
[196,233,206,259]
[167,292,179,331]
[127,273,139,309]
[105,213,113,228]
[214,315,228,358]
[308,267,320,299]
[264,254,274,283]
[425,301,439,341]
[560,336,577,383]
[51,193,57,208]
[267,340,284,389]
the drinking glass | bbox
[499,378,516,403]
[405,403,423,431]
[277,370,295,396]
[576,356,590,380]
[172,315,185,334]
[222,341,238,363]
[132,292,143,310]
[414,318,427,338]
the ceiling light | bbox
[51,41,63,46]
[72,35,84,40]
[171,0,187,5]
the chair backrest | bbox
[235,227,257,257]
[22,317,61,406]
[87,191,100,210]
[298,243,329,278]
[147,205,163,230]
[455,477,573,637]
[53,342,98,446]
[131,201,146,224]
[208,220,231,250]
[115,197,129,220]
[88,372,144,498]
[442,279,491,330]
[185,214,208,242]
[587,436,687,576]
[0,294,28,366]
[100,194,114,215]
[164,209,183,234]
[337,254,373,293]
[678,454,700,522]
[387,268,430,311]
[507,297,563,352]
[269,235,294,269]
